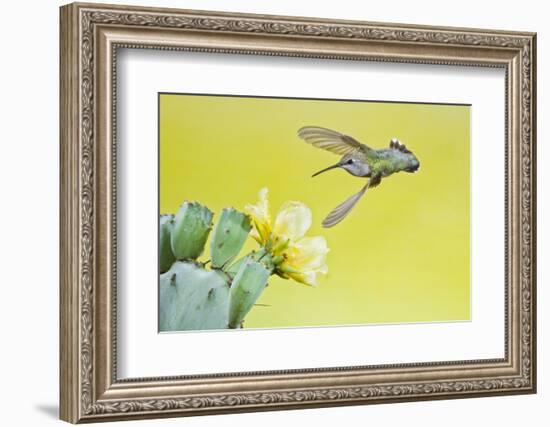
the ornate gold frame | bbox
[59,2,537,423]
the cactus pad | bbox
[210,208,252,269]
[159,261,231,331]
[171,202,213,260]
[228,257,271,329]
[159,214,175,273]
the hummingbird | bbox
[297,126,420,228]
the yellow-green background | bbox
[160,93,470,328]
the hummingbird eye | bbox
[346,159,354,165]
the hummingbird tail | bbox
[322,182,370,228]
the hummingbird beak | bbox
[312,163,341,178]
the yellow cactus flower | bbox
[245,187,271,244]
[280,236,329,286]
[245,188,329,287]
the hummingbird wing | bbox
[322,175,381,228]
[322,183,369,228]
[298,126,375,157]
[322,175,382,228]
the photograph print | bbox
[158,93,470,332]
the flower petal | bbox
[279,236,329,287]
[249,226,262,243]
[287,271,318,287]
[244,187,271,243]
[284,236,329,273]
[273,201,312,241]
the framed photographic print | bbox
[59,2,537,423]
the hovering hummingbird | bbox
[297,126,420,228]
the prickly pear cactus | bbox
[159,201,272,331]
[159,215,175,274]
